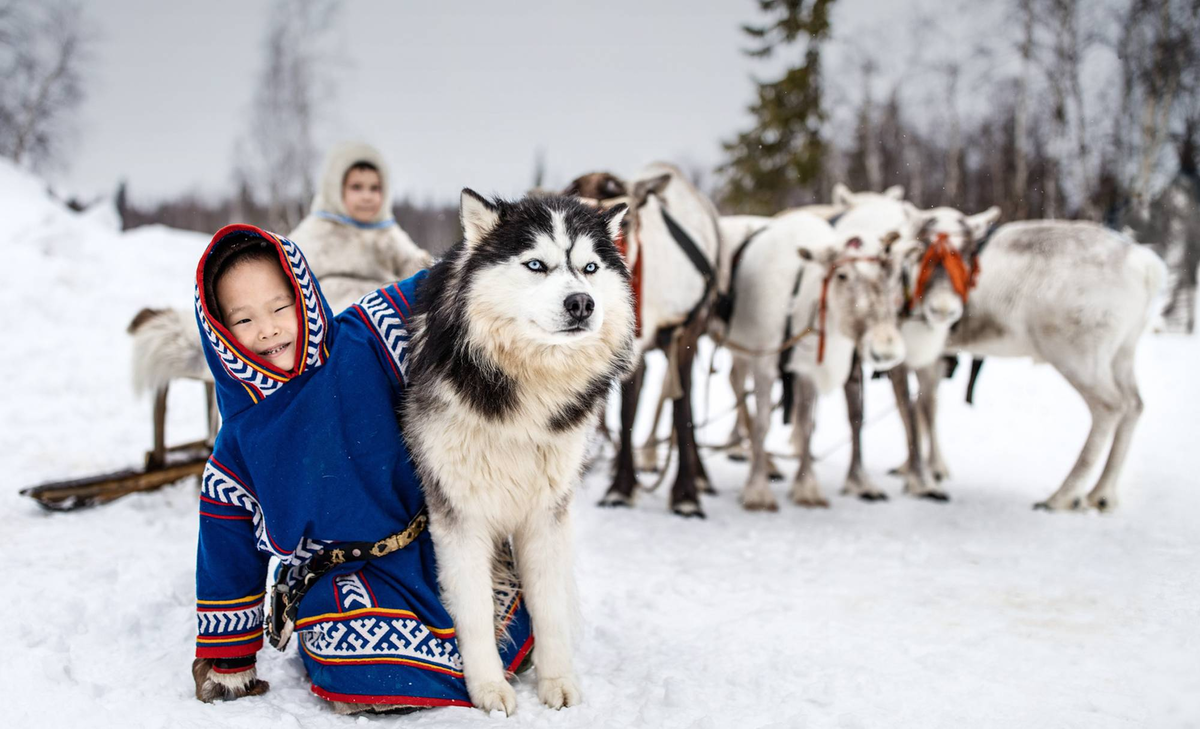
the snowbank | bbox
[2,161,1197,728]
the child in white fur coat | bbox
[288,141,433,312]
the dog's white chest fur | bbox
[410,382,587,530]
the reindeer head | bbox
[897,204,1001,327]
[802,230,905,370]
[562,172,629,205]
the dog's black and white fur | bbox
[403,190,635,714]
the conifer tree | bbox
[719,0,836,213]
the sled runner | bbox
[20,441,210,511]
[20,382,217,511]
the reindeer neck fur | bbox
[784,261,857,396]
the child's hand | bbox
[192,658,270,702]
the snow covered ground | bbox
[2,161,1198,728]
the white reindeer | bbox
[831,185,1000,500]
[723,211,905,510]
[570,163,723,517]
[836,185,1167,510]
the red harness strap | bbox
[911,232,979,307]
[614,230,643,337]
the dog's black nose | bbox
[564,293,595,322]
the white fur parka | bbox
[288,141,433,312]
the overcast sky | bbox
[53,0,985,205]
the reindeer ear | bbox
[881,230,902,254]
[831,183,854,207]
[601,203,627,240]
[460,188,500,246]
[798,246,838,267]
[966,206,1001,240]
[632,173,671,206]
[884,185,906,200]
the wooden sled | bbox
[20,382,218,512]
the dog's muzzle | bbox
[564,293,595,323]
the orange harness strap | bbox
[911,233,979,307]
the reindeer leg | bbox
[842,350,887,501]
[789,376,828,508]
[599,360,645,507]
[890,367,940,499]
[693,434,715,495]
[669,329,704,518]
[888,366,918,478]
[725,357,752,461]
[916,363,951,484]
[1035,361,1122,512]
[1086,345,1143,512]
[635,385,669,473]
[740,357,779,511]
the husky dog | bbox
[403,190,635,714]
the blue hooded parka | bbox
[192,224,531,707]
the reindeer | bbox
[722,211,905,510]
[568,163,723,517]
[831,186,999,500]
[836,185,1167,511]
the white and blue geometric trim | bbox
[355,289,410,383]
[201,460,328,566]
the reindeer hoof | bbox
[671,501,706,519]
[918,490,950,502]
[793,497,830,509]
[597,491,633,508]
[768,471,784,482]
[1033,496,1083,512]
[740,495,779,512]
[858,492,889,502]
[1087,493,1116,512]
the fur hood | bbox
[194,224,335,417]
[310,141,395,225]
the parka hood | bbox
[310,141,395,227]
[194,224,335,417]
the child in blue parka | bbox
[190,224,531,713]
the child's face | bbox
[216,258,299,370]
[342,168,383,223]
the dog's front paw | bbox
[469,679,517,716]
[537,675,582,710]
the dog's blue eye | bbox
[583,262,599,274]
[524,260,546,272]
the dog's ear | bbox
[460,188,500,246]
[883,184,906,200]
[600,203,627,241]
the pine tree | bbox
[719,0,836,213]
